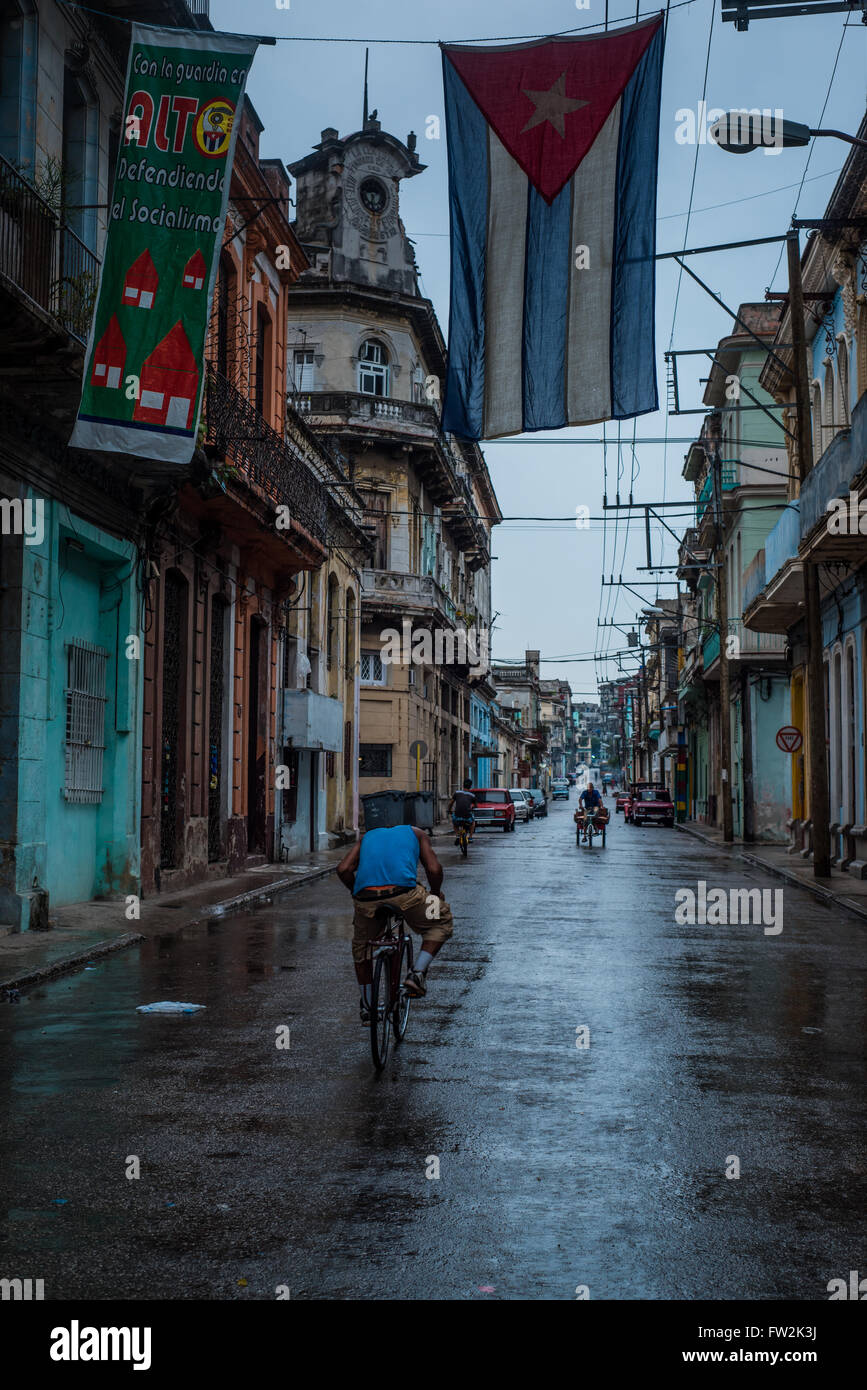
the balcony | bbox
[442,473,489,562]
[201,362,328,549]
[360,568,457,624]
[742,548,766,611]
[702,618,787,678]
[295,390,459,504]
[743,502,803,634]
[0,154,100,356]
[799,391,867,562]
[281,689,343,752]
[697,466,737,508]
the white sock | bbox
[415,950,434,974]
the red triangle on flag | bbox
[444,16,663,204]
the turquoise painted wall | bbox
[17,495,142,915]
[751,676,791,840]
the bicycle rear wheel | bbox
[460,828,468,856]
[370,952,392,1071]
[393,934,414,1043]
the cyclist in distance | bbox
[337,825,454,1022]
[447,777,477,845]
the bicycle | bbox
[366,905,414,1072]
[454,816,473,857]
[575,807,607,848]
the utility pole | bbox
[741,669,755,842]
[712,441,734,843]
[787,229,831,877]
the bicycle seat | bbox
[373,904,404,923]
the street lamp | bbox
[705,120,867,877]
[710,112,867,154]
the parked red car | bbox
[470,787,516,832]
[629,786,675,828]
[622,781,651,821]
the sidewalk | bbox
[0,847,346,996]
[677,819,867,926]
[0,821,461,996]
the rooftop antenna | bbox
[363,47,369,126]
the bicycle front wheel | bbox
[393,934,414,1043]
[370,953,392,1071]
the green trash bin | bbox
[403,791,434,830]
[360,791,406,830]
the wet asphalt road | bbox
[1,797,866,1301]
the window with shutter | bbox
[64,641,109,803]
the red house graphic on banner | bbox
[122,249,158,309]
[182,249,207,291]
[133,320,199,430]
[90,314,126,390]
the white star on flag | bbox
[520,73,588,138]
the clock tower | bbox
[288,117,425,296]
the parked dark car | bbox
[527,788,548,818]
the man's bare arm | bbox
[414,828,443,896]
[337,840,361,891]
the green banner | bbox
[70,24,258,464]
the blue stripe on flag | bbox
[610,23,664,420]
[522,182,571,433]
[441,55,489,439]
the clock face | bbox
[359,177,388,214]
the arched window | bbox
[823,361,835,454]
[836,335,850,427]
[0,3,38,170]
[345,587,356,675]
[215,255,234,379]
[857,301,867,402]
[62,65,100,250]
[358,338,389,396]
[326,573,339,668]
[254,303,271,418]
[845,641,856,824]
[811,380,823,463]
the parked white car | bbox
[508,789,533,822]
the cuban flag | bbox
[441,16,664,440]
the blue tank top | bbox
[354,826,420,893]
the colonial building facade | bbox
[0,3,367,928]
[285,116,501,823]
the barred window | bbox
[359,744,391,777]
[64,640,109,803]
[360,650,385,685]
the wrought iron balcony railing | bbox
[0,153,100,341]
[202,361,328,546]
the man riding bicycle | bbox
[447,778,477,845]
[337,825,454,1024]
[578,781,603,842]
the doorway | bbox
[246,617,267,854]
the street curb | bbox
[1,932,145,997]
[187,863,337,921]
[676,822,867,926]
[0,862,339,998]
[738,851,867,927]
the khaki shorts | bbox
[351,883,454,964]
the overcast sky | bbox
[213,0,867,699]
